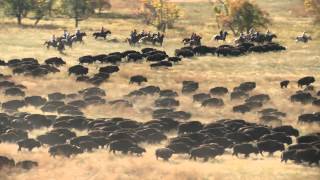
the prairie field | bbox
[0,0,320,180]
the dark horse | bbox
[44,40,58,49]
[72,32,87,43]
[139,34,165,46]
[296,35,312,43]
[153,34,165,46]
[127,36,140,46]
[127,33,146,46]
[93,30,111,39]
[213,31,228,41]
[264,34,277,43]
[182,36,202,46]
[57,41,65,54]
[251,33,277,44]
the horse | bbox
[213,31,228,41]
[59,37,73,48]
[44,40,58,49]
[93,30,111,39]
[127,36,140,46]
[251,33,277,44]
[127,33,146,46]
[138,33,164,46]
[57,41,65,54]
[139,35,154,44]
[72,32,87,43]
[265,34,277,43]
[296,35,312,43]
[183,37,201,46]
[153,34,165,46]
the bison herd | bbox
[1,113,320,168]
[61,42,285,86]
[0,72,319,172]
[0,46,319,174]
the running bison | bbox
[155,148,174,161]
[17,138,41,151]
[297,76,315,88]
[130,75,148,85]
[233,143,259,158]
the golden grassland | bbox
[0,0,320,179]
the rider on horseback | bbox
[141,30,146,36]
[101,27,105,33]
[76,28,81,37]
[131,29,137,39]
[239,32,246,42]
[266,29,271,36]
[302,31,307,40]
[191,32,196,40]
[219,30,223,37]
[63,30,69,40]
[51,35,56,43]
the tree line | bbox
[1,0,316,34]
[0,0,111,27]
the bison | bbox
[166,142,192,154]
[68,65,88,76]
[129,146,146,156]
[16,160,38,170]
[17,138,41,151]
[297,76,315,88]
[49,144,83,158]
[295,148,320,165]
[182,81,199,94]
[189,146,222,161]
[281,150,297,163]
[0,156,15,169]
[233,143,259,158]
[272,125,299,137]
[130,75,148,85]
[178,121,203,134]
[108,139,136,154]
[280,80,290,88]
[257,140,285,156]
[45,57,66,67]
[155,148,174,161]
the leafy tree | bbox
[31,0,56,25]
[304,0,320,23]
[213,0,270,35]
[46,0,56,16]
[140,0,180,32]
[3,0,33,25]
[60,0,94,27]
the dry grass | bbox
[1,143,319,180]
[0,0,320,179]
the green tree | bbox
[47,0,56,17]
[61,0,94,27]
[213,0,270,35]
[31,0,56,26]
[3,0,33,25]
